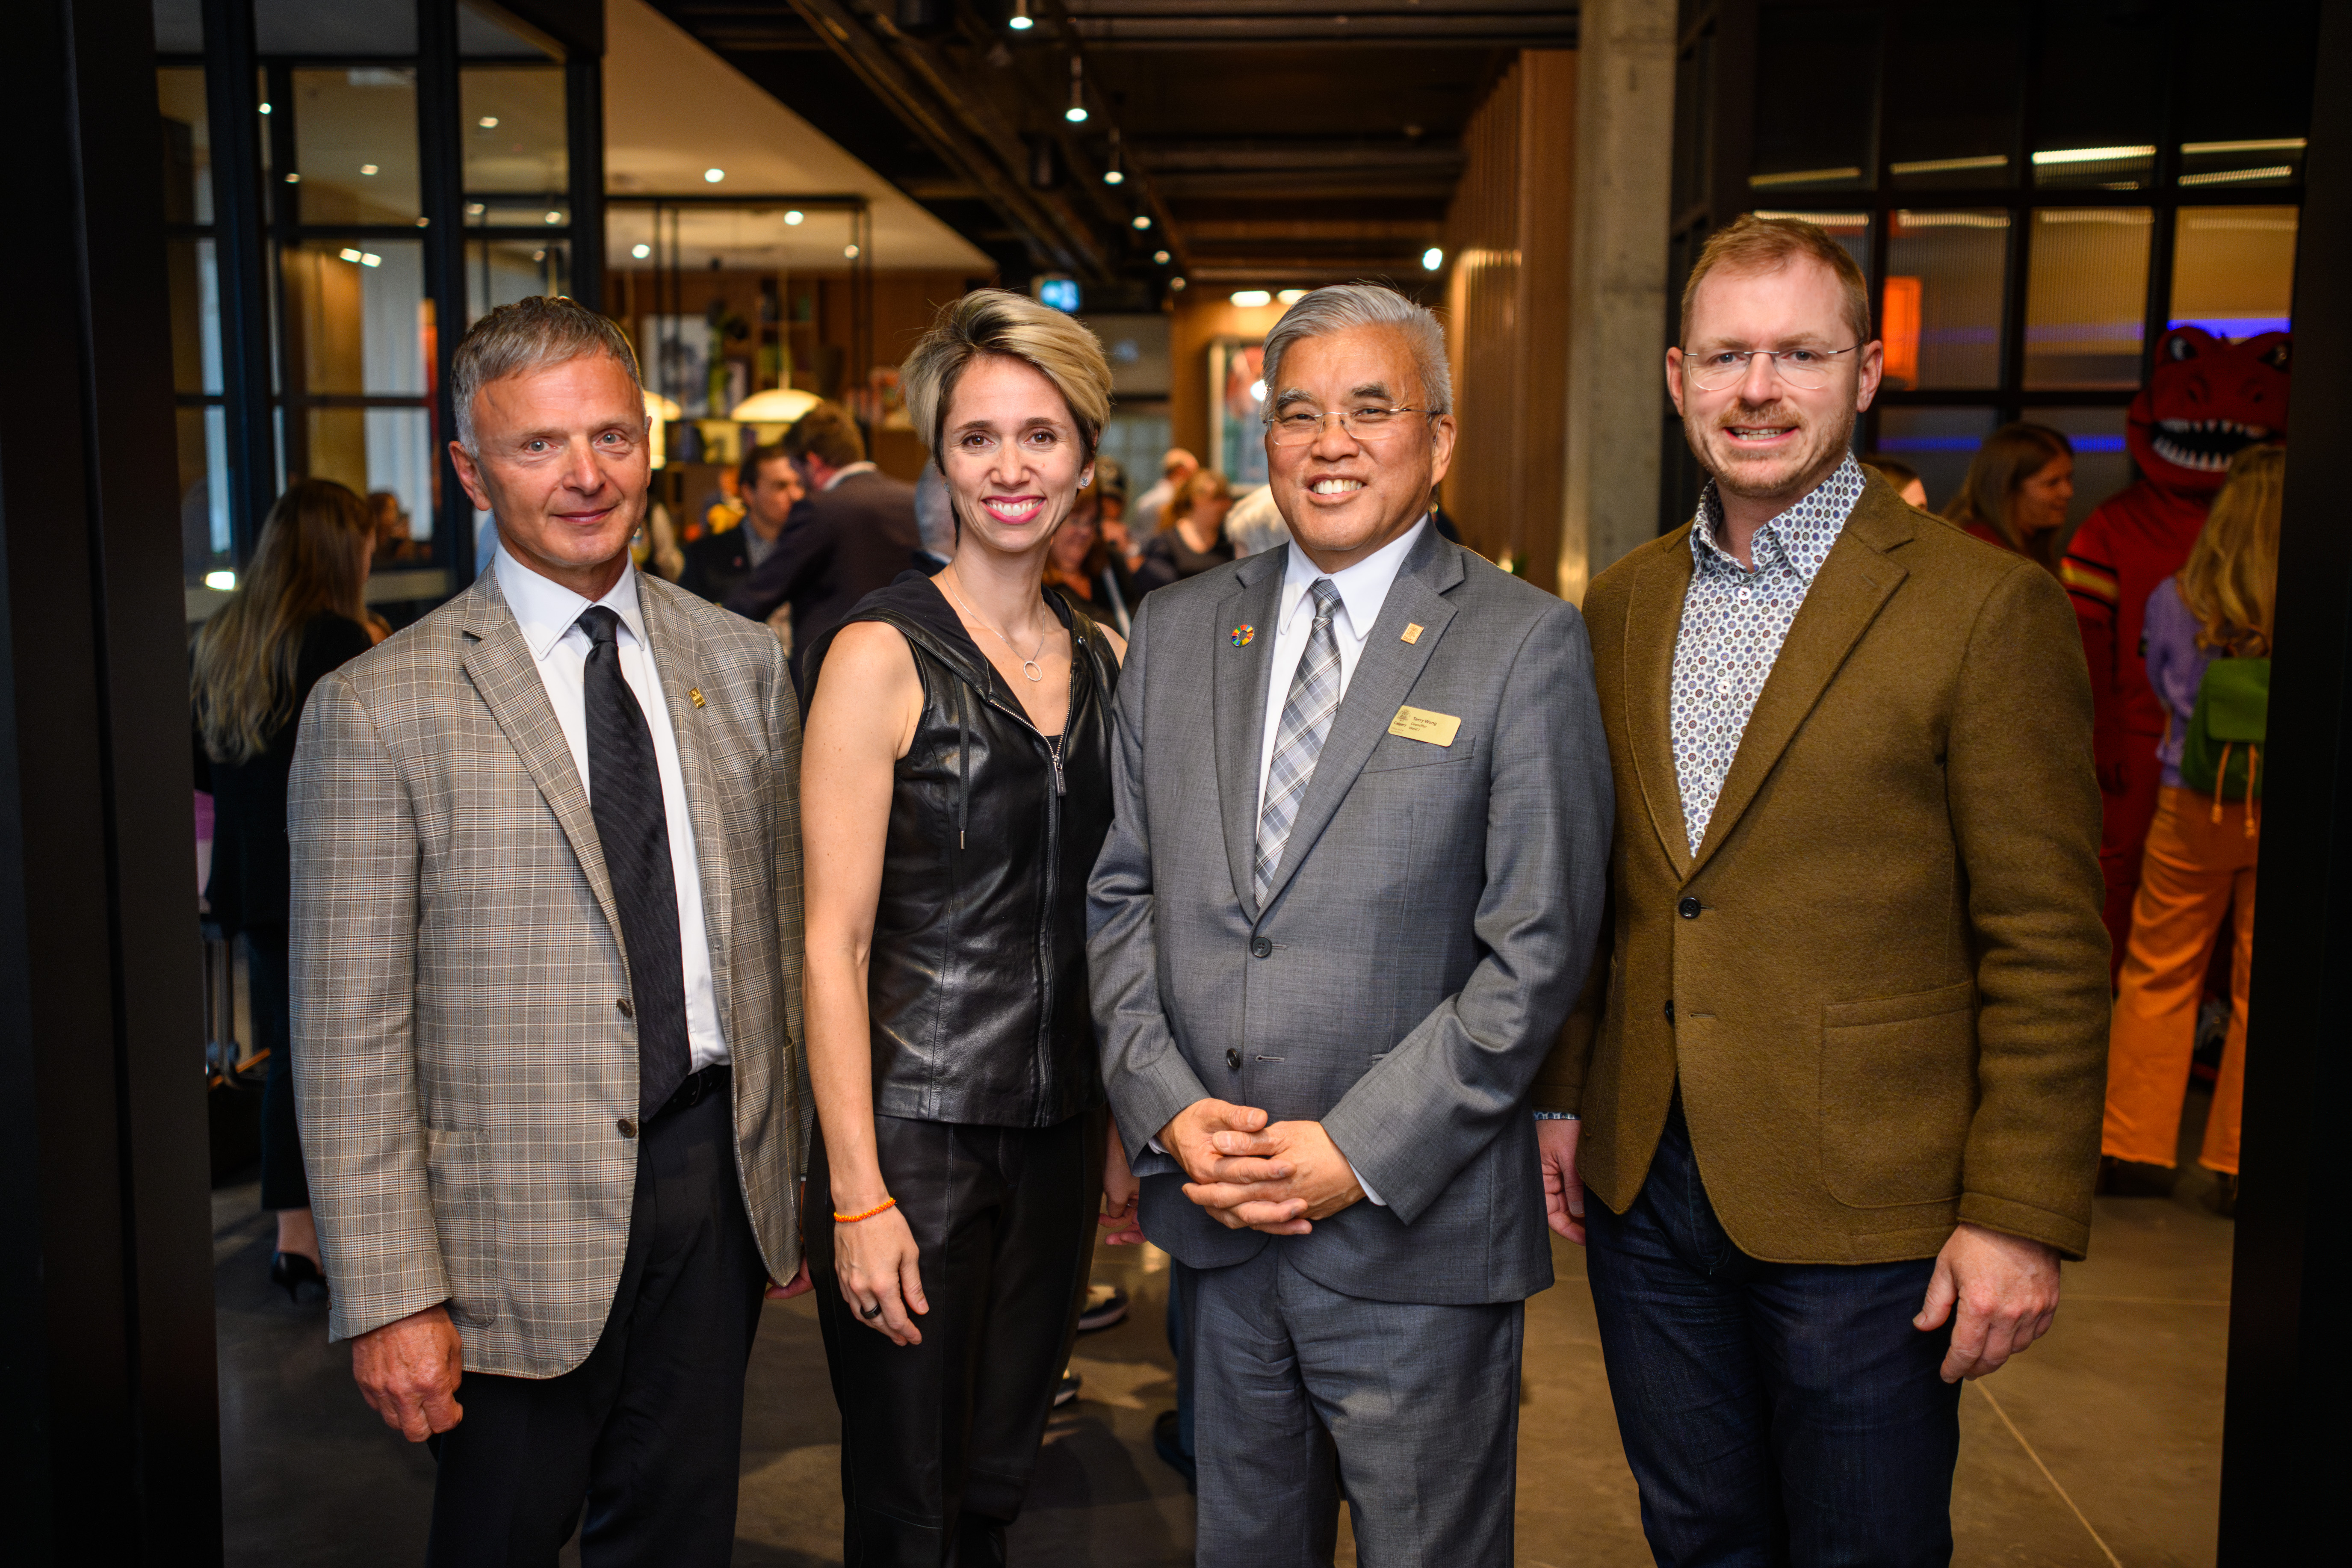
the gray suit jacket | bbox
[1087,527,1611,1305]
[289,566,809,1377]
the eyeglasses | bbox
[1680,345,1861,392]
[1262,405,1426,446]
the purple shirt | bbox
[2143,576,2213,788]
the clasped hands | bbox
[1158,1097,1364,1234]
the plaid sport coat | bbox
[289,564,808,1377]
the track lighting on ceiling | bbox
[1104,129,1125,185]
[1008,0,1033,30]
[1065,56,1088,124]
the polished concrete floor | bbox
[216,1093,2233,1566]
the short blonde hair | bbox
[1681,214,1873,349]
[2179,443,2285,656]
[902,289,1113,470]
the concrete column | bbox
[1557,0,1678,603]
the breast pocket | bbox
[1359,732,1481,774]
[1817,980,1977,1211]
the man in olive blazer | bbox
[1538,217,2108,1563]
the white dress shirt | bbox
[1193,514,1428,1207]
[1256,516,1430,818]
[495,544,729,1072]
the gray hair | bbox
[450,295,644,453]
[1260,283,1453,419]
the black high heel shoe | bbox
[269,1251,328,1302]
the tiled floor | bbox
[215,1094,2233,1566]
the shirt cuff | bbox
[1352,1163,1386,1207]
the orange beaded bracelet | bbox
[833,1196,899,1224]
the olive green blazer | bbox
[1535,473,2110,1262]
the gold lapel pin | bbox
[1401,623,1424,644]
[689,686,706,709]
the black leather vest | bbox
[824,573,1117,1128]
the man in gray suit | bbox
[1087,284,1612,1565]
[290,296,808,1566]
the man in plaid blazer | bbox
[290,297,808,1566]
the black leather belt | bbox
[660,1062,730,1117]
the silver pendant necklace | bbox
[943,568,1049,682]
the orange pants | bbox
[2102,786,2255,1173]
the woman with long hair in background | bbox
[192,477,377,1299]
[1132,465,1235,594]
[2100,443,2283,1210]
[1944,422,2076,570]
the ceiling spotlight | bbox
[477,115,498,129]
[704,167,726,183]
[1104,168,1125,186]
[1009,0,1033,30]
[544,210,562,224]
[1278,288,1308,304]
[845,243,861,259]
[1231,289,1271,307]
[1422,245,1444,272]
[1170,276,1186,290]
[1153,249,1170,264]
[284,171,301,183]
[339,248,363,263]
[1065,56,1088,124]
[1132,214,1152,230]
[632,242,652,259]
[466,202,485,216]
[785,210,804,225]
[360,163,378,175]
[532,249,546,262]
[258,101,272,115]
[360,252,382,267]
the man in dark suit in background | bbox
[679,442,802,606]
[723,400,919,696]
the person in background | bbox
[725,400,921,698]
[1942,423,2075,571]
[911,465,956,574]
[2101,443,2282,1211]
[366,489,431,568]
[1222,483,1291,558]
[1130,445,1199,539]
[1539,215,2107,1562]
[681,442,806,605]
[1093,455,1138,572]
[1864,455,1930,509]
[1133,467,1235,595]
[190,478,378,1301]
[798,289,1140,1564]
[1044,488,1135,637]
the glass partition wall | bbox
[155,0,601,614]
[1665,0,2319,532]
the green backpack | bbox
[2179,656,2269,803]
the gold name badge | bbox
[1388,706,1462,747]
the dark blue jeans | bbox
[1585,1100,1962,1567]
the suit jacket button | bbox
[1250,937,1272,959]
[1664,998,1676,1023]
[617,997,635,1018]
[1677,896,1702,919]
[617,1116,638,1138]
[1225,1048,1242,1070]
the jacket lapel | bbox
[1685,492,1913,880]
[456,573,623,952]
[639,582,733,1004]
[1625,533,1697,881]
[1214,550,1286,918]
[1252,529,1462,918]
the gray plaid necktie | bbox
[1254,579,1345,904]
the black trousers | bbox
[808,1110,1103,1568]
[243,926,309,1211]
[424,1082,766,1568]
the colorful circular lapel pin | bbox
[1230,624,1256,648]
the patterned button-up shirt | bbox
[1669,456,1867,855]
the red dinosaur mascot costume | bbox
[2060,326,2290,978]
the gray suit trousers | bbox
[1190,1246,1522,1567]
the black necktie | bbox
[578,606,691,1116]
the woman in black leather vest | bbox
[798,289,1139,1566]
